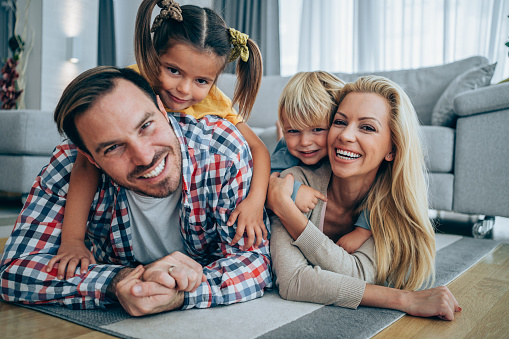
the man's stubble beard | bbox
[102,140,182,198]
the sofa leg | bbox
[472,215,495,239]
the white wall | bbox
[17,0,98,111]
[114,0,213,67]
[19,0,214,109]
[113,0,142,67]
[41,0,99,111]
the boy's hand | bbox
[227,197,268,249]
[46,239,96,280]
[336,227,372,254]
[295,185,327,213]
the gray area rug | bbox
[2,235,500,339]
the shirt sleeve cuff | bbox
[333,277,366,309]
[77,264,124,308]
[291,181,302,202]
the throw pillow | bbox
[431,63,496,127]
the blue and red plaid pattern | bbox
[0,113,272,310]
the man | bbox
[0,67,272,316]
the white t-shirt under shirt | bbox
[125,180,185,264]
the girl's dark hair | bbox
[135,0,262,120]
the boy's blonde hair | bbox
[278,71,345,130]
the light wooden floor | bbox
[0,238,508,339]
[375,243,509,338]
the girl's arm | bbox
[227,122,270,248]
[46,151,99,279]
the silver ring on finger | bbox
[168,265,176,274]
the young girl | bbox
[47,0,270,279]
[272,71,372,254]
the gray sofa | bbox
[0,110,62,197]
[218,56,509,218]
[1,56,507,220]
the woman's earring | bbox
[386,146,396,161]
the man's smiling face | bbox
[76,79,182,198]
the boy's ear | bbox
[78,149,100,169]
[156,95,169,122]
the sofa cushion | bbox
[333,56,489,126]
[431,63,496,127]
[217,74,292,129]
[0,110,62,155]
[0,155,53,193]
[454,80,509,117]
[251,125,279,154]
[421,126,455,173]
[218,56,489,129]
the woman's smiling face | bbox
[328,92,394,182]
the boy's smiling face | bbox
[281,111,330,165]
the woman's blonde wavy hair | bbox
[337,75,435,291]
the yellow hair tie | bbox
[228,28,249,63]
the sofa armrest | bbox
[453,107,509,217]
[454,82,509,117]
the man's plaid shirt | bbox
[0,113,272,310]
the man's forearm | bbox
[106,267,135,301]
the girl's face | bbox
[281,111,330,165]
[328,92,394,182]
[156,42,224,112]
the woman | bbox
[267,75,460,320]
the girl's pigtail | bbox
[232,37,263,121]
[135,0,162,88]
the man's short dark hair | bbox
[54,66,158,153]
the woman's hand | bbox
[362,284,461,321]
[267,172,309,240]
[403,286,461,320]
[266,172,295,214]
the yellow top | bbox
[128,64,242,125]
